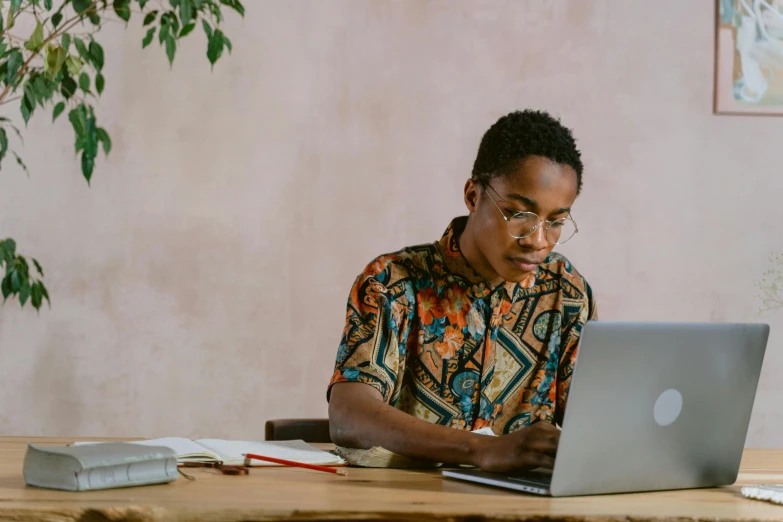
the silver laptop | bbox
[443,321,769,497]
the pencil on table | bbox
[243,453,348,476]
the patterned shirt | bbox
[328,217,597,434]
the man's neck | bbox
[458,217,504,288]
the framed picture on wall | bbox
[714,0,783,115]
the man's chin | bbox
[494,263,538,285]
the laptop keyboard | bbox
[506,470,553,487]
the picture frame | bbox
[714,0,783,116]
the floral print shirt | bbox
[328,217,597,434]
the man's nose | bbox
[520,224,548,250]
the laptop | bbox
[442,321,769,497]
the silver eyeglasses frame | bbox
[482,183,579,245]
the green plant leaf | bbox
[163,10,179,33]
[96,73,105,94]
[10,0,22,15]
[180,0,193,24]
[1,275,11,301]
[53,101,65,122]
[65,55,82,76]
[19,282,31,306]
[68,106,86,135]
[79,72,90,92]
[6,50,22,86]
[179,22,195,37]
[139,0,149,7]
[74,38,90,63]
[32,258,44,276]
[159,23,169,45]
[202,19,212,39]
[86,106,98,152]
[207,30,223,66]
[113,0,131,22]
[45,46,68,77]
[1,239,16,261]
[62,33,71,51]
[20,97,32,125]
[44,0,53,9]
[41,284,50,306]
[23,82,37,108]
[89,40,104,71]
[56,47,68,73]
[32,75,52,103]
[33,82,48,105]
[51,12,63,27]
[13,152,28,175]
[73,0,92,15]
[165,34,176,65]
[223,35,232,53]
[97,127,111,155]
[61,75,77,99]
[43,45,55,74]
[81,151,94,183]
[143,10,158,25]
[0,128,7,160]
[142,27,155,48]
[10,269,21,293]
[15,256,28,276]
[25,23,45,52]
[31,281,42,309]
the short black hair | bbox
[471,110,584,194]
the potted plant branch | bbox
[0,0,243,310]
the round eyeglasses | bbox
[483,184,578,245]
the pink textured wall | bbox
[1,1,782,446]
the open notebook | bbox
[74,438,345,467]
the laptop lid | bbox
[550,321,768,497]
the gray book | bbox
[23,442,178,491]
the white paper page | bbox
[74,438,219,462]
[195,439,346,466]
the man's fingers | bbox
[523,437,559,456]
[524,428,560,444]
[521,425,560,455]
[486,423,560,471]
[523,452,555,470]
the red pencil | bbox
[243,453,347,476]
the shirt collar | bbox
[436,217,531,300]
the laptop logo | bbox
[653,389,683,426]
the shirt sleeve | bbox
[555,279,597,425]
[327,262,411,404]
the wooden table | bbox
[1,438,783,521]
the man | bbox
[328,110,596,472]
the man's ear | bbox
[464,178,480,213]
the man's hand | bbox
[329,382,560,472]
[472,422,560,472]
